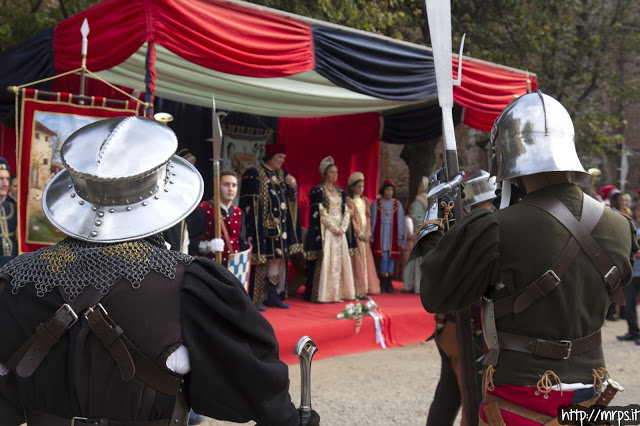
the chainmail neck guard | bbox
[0,234,193,301]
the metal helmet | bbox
[42,116,204,242]
[462,170,497,209]
[490,90,587,182]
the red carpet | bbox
[261,281,436,365]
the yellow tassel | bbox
[591,367,608,397]
[481,365,496,400]
[536,370,563,397]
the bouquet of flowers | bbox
[336,299,379,334]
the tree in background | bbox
[0,0,100,51]
[249,0,423,41]
[446,0,640,156]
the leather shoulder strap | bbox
[521,193,624,304]
[7,286,104,377]
[493,194,603,318]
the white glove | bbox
[198,238,225,254]
[211,238,225,252]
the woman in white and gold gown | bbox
[346,172,380,296]
[303,156,357,303]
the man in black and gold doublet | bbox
[240,144,303,310]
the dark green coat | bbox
[418,183,638,386]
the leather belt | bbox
[26,411,172,426]
[498,329,601,359]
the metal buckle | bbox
[55,303,78,329]
[71,417,88,426]
[559,340,572,359]
[604,266,620,286]
[83,303,108,320]
[545,269,561,284]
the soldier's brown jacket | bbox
[418,183,638,386]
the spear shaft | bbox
[211,93,222,263]
[425,1,479,424]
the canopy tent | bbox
[1,0,536,128]
[0,0,537,229]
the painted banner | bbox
[222,132,270,179]
[17,88,141,253]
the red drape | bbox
[278,113,380,229]
[454,57,538,132]
[0,122,17,172]
[54,0,314,78]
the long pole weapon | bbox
[79,18,89,105]
[210,93,223,264]
[425,1,479,424]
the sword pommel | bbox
[294,336,318,418]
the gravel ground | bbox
[204,315,640,425]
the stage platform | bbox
[261,281,436,365]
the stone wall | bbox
[380,123,491,207]
[378,142,410,206]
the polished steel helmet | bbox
[490,90,587,182]
[42,116,204,242]
[462,170,497,208]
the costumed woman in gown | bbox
[346,172,380,297]
[303,156,357,303]
[402,176,429,294]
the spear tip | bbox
[81,18,90,37]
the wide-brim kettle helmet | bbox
[462,170,497,209]
[490,90,587,183]
[42,116,204,242]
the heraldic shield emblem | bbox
[227,244,252,293]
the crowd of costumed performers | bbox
[182,144,435,312]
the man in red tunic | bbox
[370,179,406,293]
[187,170,247,266]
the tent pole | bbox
[144,41,157,117]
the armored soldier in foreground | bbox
[0,117,317,425]
[415,91,637,424]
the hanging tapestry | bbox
[221,125,272,178]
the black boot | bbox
[265,282,290,309]
[386,274,394,294]
[379,275,387,293]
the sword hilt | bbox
[293,336,318,424]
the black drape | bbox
[0,27,57,126]
[312,25,437,101]
[382,104,463,145]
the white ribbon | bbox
[365,299,386,348]
[367,311,386,349]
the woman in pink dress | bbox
[346,172,380,297]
